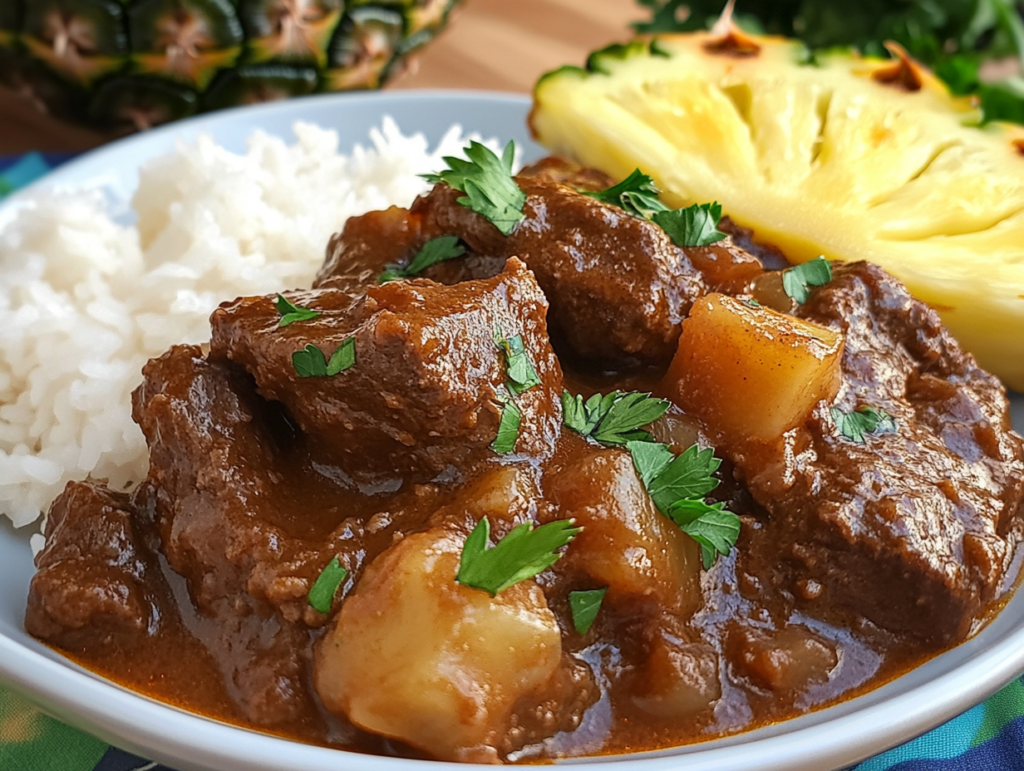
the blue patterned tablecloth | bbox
[3,153,1024,771]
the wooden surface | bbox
[0,0,638,155]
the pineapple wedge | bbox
[531,33,1024,391]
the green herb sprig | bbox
[562,390,670,446]
[308,556,348,614]
[292,337,355,378]
[782,257,833,304]
[378,236,466,283]
[457,517,581,595]
[583,169,668,219]
[423,141,526,235]
[275,295,321,327]
[496,331,542,395]
[569,588,608,635]
[628,440,740,568]
[831,405,898,444]
[492,397,522,454]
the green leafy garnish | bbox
[627,439,739,569]
[423,140,526,235]
[830,405,898,444]
[275,294,321,327]
[378,236,466,283]
[569,588,608,635]
[492,398,522,454]
[583,169,669,219]
[652,202,727,248]
[457,517,582,595]
[562,390,670,446]
[495,331,542,395]
[782,257,833,304]
[308,555,348,614]
[292,338,356,378]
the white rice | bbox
[0,118,491,542]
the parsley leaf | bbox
[378,236,466,283]
[423,140,526,235]
[561,390,670,446]
[457,517,582,595]
[627,439,739,569]
[495,331,541,395]
[830,405,898,444]
[492,398,522,454]
[569,588,608,635]
[652,202,727,248]
[308,555,348,613]
[583,169,669,219]
[666,499,741,569]
[275,294,321,327]
[292,338,355,378]
[782,257,833,304]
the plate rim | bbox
[1,87,1023,771]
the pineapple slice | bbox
[661,292,844,447]
[531,32,1024,391]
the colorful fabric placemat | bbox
[3,152,1024,771]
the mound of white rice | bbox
[0,118,490,543]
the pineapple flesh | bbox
[531,31,1024,391]
[0,0,460,130]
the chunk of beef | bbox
[315,167,763,367]
[736,262,1024,646]
[132,346,363,726]
[26,482,159,650]
[213,258,563,482]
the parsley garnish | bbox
[583,169,668,219]
[378,236,465,283]
[275,294,321,327]
[562,390,670,446]
[782,257,833,304]
[569,588,607,635]
[292,337,356,378]
[457,517,581,595]
[830,405,898,444]
[583,171,727,248]
[652,202,727,247]
[423,140,526,235]
[492,398,522,454]
[308,555,348,613]
[627,440,739,569]
[495,331,541,395]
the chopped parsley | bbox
[457,517,581,595]
[782,257,833,304]
[562,390,670,446]
[831,405,898,444]
[583,169,668,219]
[628,440,739,569]
[292,337,355,378]
[651,202,727,248]
[492,398,522,454]
[378,235,465,283]
[423,140,526,235]
[569,588,607,635]
[583,170,727,248]
[308,555,348,614]
[275,294,321,327]
[495,331,541,395]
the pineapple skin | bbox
[532,34,1024,392]
[0,0,462,130]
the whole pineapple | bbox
[531,25,1024,391]
[0,0,460,130]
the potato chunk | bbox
[661,292,843,446]
[313,528,562,762]
[546,448,701,616]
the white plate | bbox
[0,90,1022,771]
